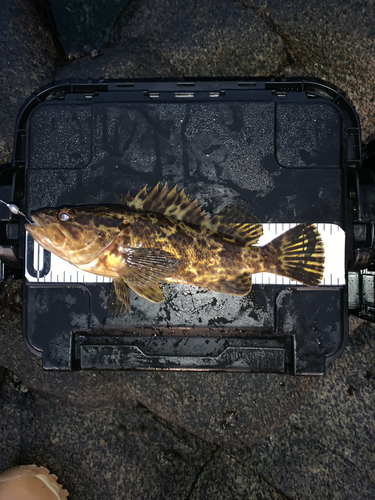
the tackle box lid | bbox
[1,78,374,375]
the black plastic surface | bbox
[9,79,362,373]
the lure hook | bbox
[0,199,35,225]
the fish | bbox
[25,183,325,316]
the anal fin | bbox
[206,273,252,296]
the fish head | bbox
[25,206,126,265]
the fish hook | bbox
[0,199,35,225]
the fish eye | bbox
[58,210,74,222]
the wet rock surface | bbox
[1,0,375,498]
[0,0,63,165]
[54,0,284,80]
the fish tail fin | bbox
[265,223,325,285]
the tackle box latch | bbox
[348,142,375,321]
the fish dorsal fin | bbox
[203,206,263,245]
[124,184,262,244]
[126,183,208,226]
[120,192,134,205]
[127,184,148,208]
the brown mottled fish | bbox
[25,183,325,316]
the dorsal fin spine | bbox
[125,183,208,226]
[123,183,263,244]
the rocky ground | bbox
[1,0,375,498]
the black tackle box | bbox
[1,79,374,375]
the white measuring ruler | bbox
[25,223,345,286]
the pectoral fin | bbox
[121,248,180,286]
[107,278,130,317]
[127,282,165,303]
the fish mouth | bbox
[25,213,65,246]
[29,213,43,227]
[25,213,43,234]
[24,222,50,245]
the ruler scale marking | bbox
[25,223,346,286]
